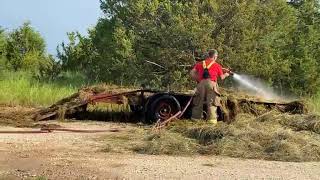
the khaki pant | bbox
[191,79,220,121]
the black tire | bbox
[146,95,181,123]
[130,105,144,114]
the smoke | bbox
[232,73,282,101]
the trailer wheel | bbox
[130,105,144,114]
[146,95,181,123]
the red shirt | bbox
[193,59,223,82]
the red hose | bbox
[0,128,120,134]
[0,130,51,134]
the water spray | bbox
[233,73,261,93]
[234,73,280,101]
[228,70,280,101]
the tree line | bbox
[0,22,60,80]
[1,0,320,95]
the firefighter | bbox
[190,49,230,124]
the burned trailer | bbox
[35,88,195,123]
[35,86,307,123]
[85,89,193,123]
[130,90,194,123]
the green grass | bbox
[309,91,320,115]
[0,71,85,107]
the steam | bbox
[232,73,281,101]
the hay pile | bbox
[166,112,320,161]
[217,88,308,123]
[35,84,137,121]
[101,111,320,161]
[0,105,36,127]
[35,84,307,123]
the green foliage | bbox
[0,27,7,70]
[0,2,319,95]
[286,0,320,95]
[57,31,100,80]
[309,90,320,115]
[213,0,296,85]
[60,0,217,89]
[1,22,63,81]
[36,54,62,81]
[56,0,320,95]
[5,22,47,73]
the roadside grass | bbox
[308,91,320,115]
[0,71,86,107]
[102,112,320,162]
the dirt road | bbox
[1,121,320,180]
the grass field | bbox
[0,71,86,107]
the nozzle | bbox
[222,68,234,75]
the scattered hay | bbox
[101,127,197,155]
[34,84,138,121]
[133,132,198,155]
[101,128,146,153]
[169,113,320,162]
[0,105,36,127]
[218,92,307,123]
[101,113,320,162]
[279,114,320,134]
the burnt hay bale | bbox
[279,114,320,134]
[219,96,239,123]
[220,96,308,123]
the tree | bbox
[58,0,320,95]
[210,0,296,83]
[0,27,7,70]
[95,0,298,90]
[57,31,99,81]
[73,0,217,88]
[286,0,320,95]
[5,22,46,72]
[36,54,62,81]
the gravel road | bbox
[0,121,320,180]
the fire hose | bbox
[0,128,120,134]
[153,96,193,130]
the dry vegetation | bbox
[1,83,319,162]
[101,111,320,162]
[0,105,36,127]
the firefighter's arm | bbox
[217,66,230,80]
[190,68,198,81]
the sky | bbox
[0,0,102,54]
